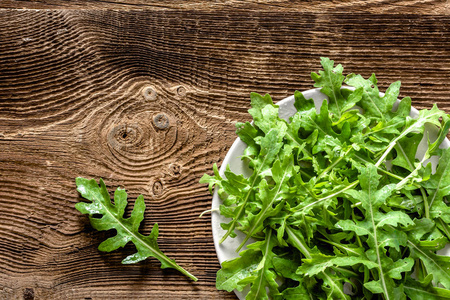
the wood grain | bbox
[0,8,450,299]
[0,0,449,14]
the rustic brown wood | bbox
[0,7,450,300]
[1,0,449,14]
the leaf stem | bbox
[438,218,450,241]
[299,169,312,179]
[368,197,390,300]
[354,154,405,181]
[316,237,361,256]
[419,187,430,219]
[199,208,218,218]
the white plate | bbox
[211,88,450,299]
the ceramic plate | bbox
[211,88,450,299]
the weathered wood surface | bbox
[1,0,449,14]
[0,6,450,300]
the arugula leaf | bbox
[216,230,279,299]
[425,148,450,213]
[75,178,197,281]
[404,276,450,299]
[408,240,450,289]
[337,165,413,299]
[392,133,423,172]
[345,73,400,120]
[237,147,296,251]
[311,57,349,118]
[216,247,262,292]
[202,58,450,299]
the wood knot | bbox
[177,86,187,97]
[142,86,157,101]
[152,181,163,196]
[107,124,143,150]
[153,113,170,130]
[169,163,181,176]
[23,288,34,300]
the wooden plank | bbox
[0,0,448,14]
[0,9,449,299]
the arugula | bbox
[75,177,197,281]
[202,58,450,299]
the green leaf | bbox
[216,248,261,292]
[199,163,222,194]
[293,90,316,113]
[217,230,280,299]
[408,240,450,289]
[296,100,336,138]
[272,257,302,281]
[311,57,350,118]
[405,277,450,300]
[75,178,197,281]
[318,270,351,300]
[237,148,296,251]
[339,165,412,299]
[425,148,450,212]
[387,257,414,279]
[392,133,423,172]
[297,254,378,277]
[219,128,285,243]
[281,284,313,300]
[345,73,400,120]
[246,230,279,300]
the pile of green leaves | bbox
[201,58,450,299]
[75,177,197,281]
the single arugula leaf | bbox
[293,90,316,113]
[200,163,222,194]
[296,100,337,139]
[311,57,352,118]
[286,92,318,159]
[391,96,412,118]
[75,178,197,281]
[280,284,313,300]
[422,115,450,161]
[408,240,450,289]
[236,121,260,158]
[404,276,450,300]
[216,247,262,292]
[392,133,423,172]
[246,230,279,299]
[249,92,287,136]
[425,147,450,212]
[345,73,400,120]
[272,256,303,281]
[297,254,378,277]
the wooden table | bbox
[0,1,449,299]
